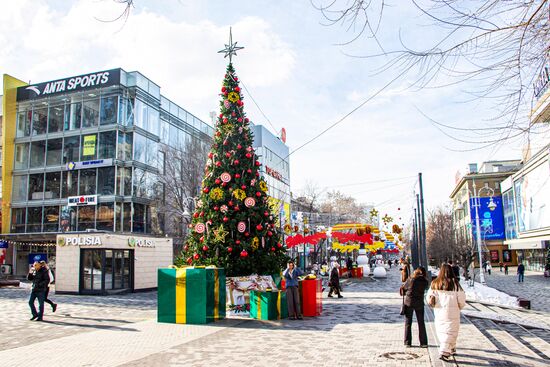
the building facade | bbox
[250,124,290,224]
[1,68,213,292]
[450,160,521,267]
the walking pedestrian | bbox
[448,260,460,280]
[482,261,487,273]
[346,257,353,278]
[401,267,429,348]
[388,259,392,269]
[427,264,466,361]
[40,261,58,313]
[395,259,399,267]
[499,262,503,272]
[283,261,303,320]
[487,262,492,275]
[27,261,50,321]
[328,263,343,298]
[504,264,509,275]
[517,263,525,283]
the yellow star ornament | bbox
[213,224,229,243]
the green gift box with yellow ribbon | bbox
[249,290,288,320]
[157,267,226,324]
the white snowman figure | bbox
[373,255,387,278]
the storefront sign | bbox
[490,250,500,262]
[0,240,8,249]
[265,166,283,181]
[57,236,102,246]
[16,69,121,101]
[28,253,47,264]
[127,237,155,248]
[68,195,98,207]
[82,135,97,157]
[67,158,113,171]
[469,196,505,240]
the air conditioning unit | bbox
[1,264,12,275]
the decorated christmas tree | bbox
[176,32,288,276]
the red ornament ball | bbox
[215,178,221,185]
[256,192,262,197]
[271,247,275,252]
[234,205,240,211]
[244,232,250,237]
[237,144,242,149]
[221,182,227,187]
[235,240,241,245]
[214,206,219,211]
[246,153,252,159]
[231,112,236,117]
[200,236,204,242]
[264,211,269,217]
[202,245,209,251]
[237,117,243,123]
[256,224,263,231]
[255,172,260,177]
[223,217,229,223]
[245,118,249,123]
[234,86,240,92]
[208,152,214,159]
[187,257,193,264]
[235,173,241,179]
[183,245,189,251]
[227,247,233,253]
[228,200,234,206]
[233,159,240,165]
[255,161,261,166]
[225,152,231,158]
[241,185,247,190]
[193,253,200,260]
[277,242,283,248]
[216,161,222,167]
[193,212,199,218]
[221,86,226,92]
[203,188,210,193]
[240,250,248,258]
[267,231,273,237]
[247,169,252,174]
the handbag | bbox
[427,292,437,308]
[400,297,406,315]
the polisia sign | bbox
[16,69,121,101]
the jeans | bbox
[518,273,524,282]
[286,286,301,318]
[404,306,427,346]
[29,291,46,318]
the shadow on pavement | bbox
[40,319,140,332]
[454,347,550,366]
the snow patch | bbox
[460,280,518,308]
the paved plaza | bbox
[1,268,549,367]
[480,267,550,313]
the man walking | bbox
[347,256,353,278]
[517,263,525,283]
[328,263,343,298]
[27,261,50,321]
[504,264,509,275]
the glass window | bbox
[133,168,146,197]
[134,133,146,163]
[48,105,65,133]
[60,206,77,232]
[14,143,29,169]
[148,108,159,135]
[82,98,99,128]
[100,96,118,125]
[11,208,26,233]
[32,107,48,136]
[30,140,46,168]
[123,203,131,232]
[79,169,97,195]
[81,134,97,160]
[46,138,63,166]
[123,167,132,196]
[133,203,145,233]
[169,124,178,147]
[16,110,31,137]
[12,175,28,202]
[43,206,59,232]
[146,205,153,234]
[66,102,82,131]
[97,203,114,231]
[145,138,158,167]
[45,172,61,199]
[117,132,133,161]
[98,167,115,195]
[62,171,78,197]
[159,151,165,175]
[28,173,44,200]
[119,96,134,126]
[27,206,43,232]
[115,203,122,232]
[98,131,116,159]
[77,206,95,231]
[160,120,169,143]
[135,99,148,130]
[63,136,80,163]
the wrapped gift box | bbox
[351,267,363,278]
[299,279,322,317]
[158,267,226,324]
[249,290,288,320]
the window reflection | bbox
[28,173,44,200]
[63,136,80,163]
[30,140,46,168]
[98,131,116,159]
[45,172,61,199]
[78,206,95,231]
[32,107,48,136]
[97,203,114,231]
[60,206,76,232]
[11,208,26,233]
[16,110,31,137]
[43,206,59,232]
[100,96,118,125]
[98,167,115,195]
[79,169,97,195]
[12,176,28,202]
[62,171,78,197]
[46,138,63,166]
[27,207,43,232]
[66,102,82,131]
[48,105,65,133]
[14,143,29,169]
[82,98,99,128]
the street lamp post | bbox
[470,180,497,285]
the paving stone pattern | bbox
[1,267,549,366]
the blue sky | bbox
[1,0,541,227]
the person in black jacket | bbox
[27,261,50,321]
[402,266,429,347]
[328,263,343,298]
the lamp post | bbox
[468,180,497,285]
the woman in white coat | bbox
[427,263,466,361]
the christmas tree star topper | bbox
[218,27,244,63]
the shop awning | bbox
[504,236,550,250]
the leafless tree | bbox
[312,0,550,149]
[426,204,475,270]
[320,190,367,223]
[155,137,209,249]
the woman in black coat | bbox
[401,266,429,347]
[328,263,343,298]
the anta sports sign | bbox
[17,69,121,101]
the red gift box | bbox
[351,267,363,278]
[299,279,322,317]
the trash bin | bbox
[518,298,531,310]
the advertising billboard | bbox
[470,196,505,240]
[514,160,550,232]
